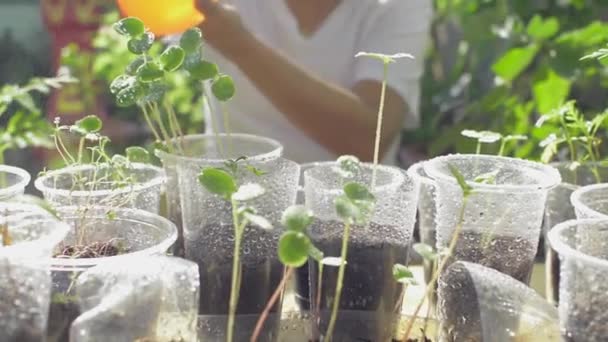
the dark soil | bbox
[309,220,410,342]
[186,224,283,341]
[53,240,123,259]
[438,232,537,342]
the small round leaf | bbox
[126,56,146,75]
[113,17,145,37]
[278,231,310,267]
[125,146,150,163]
[75,115,102,134]
[334,195,361,223]
[187,61,219,81]
[180,28,203,53]
[136,62,164,83]
[212,74,236,101]
[128,32,155,55]
[116,83,144,107]
[198,168,237,199]
[110,75,135,94]
[281,205,314,232]
[160,46,185,72]
[343,182,375,202]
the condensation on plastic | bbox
[549,219,608,341]
[46,206,177,342]
[0,212,69,342]
[571,183,608,219]
[424,154,560,283]
[438,261,559,342]
[0,165,31,201]
[69,256,199,342]
[34,163,165,214]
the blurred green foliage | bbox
[412,0,608,160]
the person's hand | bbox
[195,0,252,60]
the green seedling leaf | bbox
[393,264,417,285]
[232,183,265,202]
[461,130,502,143]
[74,115,102,134]
[198,168,237,200]
[321,257,346,267]
[136,62,164,83]
[116,82,144,107]
[128,32,155,55]
[526,15,559,41]
[180,28,203,53]
[278,231,310,267]
[125,56,146,75]
[212,74,236,101]
[448,164,473,197]
[140,82,167,103]
[413,243,438,261]
[106,210,117,220]
[110,75,136,94]
[111,154,129,166]
[187,61,219,81]
[160,46,185,72]
[308,244,324,262]
[503,134,528,142]
[243,212,273,230]
[355,51,414,64]
[125,146,150,163]
[474,170,500,185]
[113,17,145,37]
[334,155,361,178]
[281,205,314,232]
[334,195,361,224]
[343,182,375,202]
[245,165,266,176]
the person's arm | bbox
[197,2,406,161]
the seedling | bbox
[197,158,271,342]
[111,17,235,155]
[460,129,527,156]
[250,205,321,341]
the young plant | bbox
[250,205,321,342]
[197,158,271,342]
[461,129,527,156]
[110,17,235,155]
[536,101,607,182]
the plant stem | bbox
[227,198,244,342]
[140,104,162,143]
[325,221,352,341]
[151,102,173,149]
[77,137,85,164]
[202,83,225,157]
[221,102,234,156]
[371,63,388,190]
[475,141,481,155]
[560,116,577,162]
[498,140,506,156]
[401,196,469,341]
[250,267,294,342]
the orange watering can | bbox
[116,0,204,36]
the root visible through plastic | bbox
[54,238,126,259]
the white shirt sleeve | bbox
[352,0,433,128]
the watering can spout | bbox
[116,0,205,36]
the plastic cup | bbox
[548,219,608,341]
[0,165,31,201]
[35,163,164,214]
[570,183,608,219]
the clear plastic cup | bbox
[34,163,164,214]
[46,206,177,342]
[570,183,608,219]
[548,219,608,341]
[304,162,419,341]
[0,164,31,201]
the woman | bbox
[196,0,433,164]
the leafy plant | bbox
[197,158,270,342]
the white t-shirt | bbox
[204,0,433,164]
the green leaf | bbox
[334,195,361,224]
[136,62,164,83]
[281,205,314,232]
[503,134,528,142]
[278,231,310,267]
[113,17,145,37]
[74,115,103,134]
[334,155,361,178]
[448,164,473,197]
[198,168,237,200]
[243,212,273,230]
[532,67,571,114]
[355,52,414,64]
[473,170,499,185]
[160,46,185,72]
[212,75,236,101]
[187,61,219,81]
[125,146,150,163]
[180,28,203,53]
[343,182,375,202]
[116,82,144,107]
[492,44,539,82]
[526,15,559,41]
[413,243,437,261]
[125,56,146,75]
[461,130,502,143]
[128,32,155,55]
[393,264,417,285]
[110,75,136,94]
[245,165,267,176]
[232,183,265,201]
[308,244,324,262]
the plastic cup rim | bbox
[570,183,608,219]
[548,218,608,269]
[0,164,31,198]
